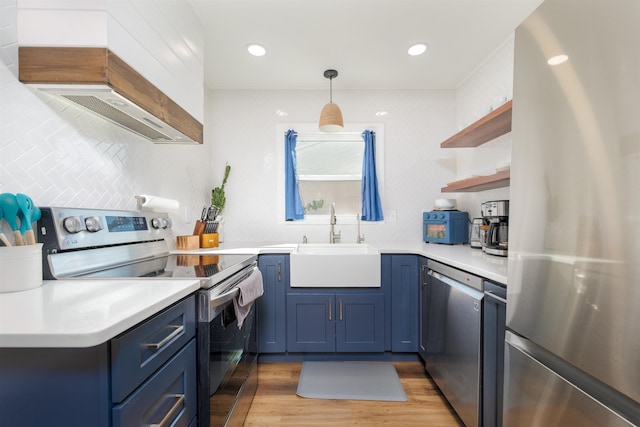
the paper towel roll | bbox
[135,195,180,212]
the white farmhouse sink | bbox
[289,243,381,287]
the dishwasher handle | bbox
[428,269,485,300]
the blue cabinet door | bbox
[257,255,288,353]
[287,291,385,353]
[286,293,335,352]
[112,340,197,427]
[335,293,385,352]
[391,255,419,352]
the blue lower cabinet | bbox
[389,255,419,352]
[286,292,385,353]
[0,344,111,427]
[336,293,385,352]
[0,296,197,427]
[257,255,288,353]
[287,293,335,352]
[112,340,197,427]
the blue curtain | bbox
[361,130,384,221]
[285,129,304,220]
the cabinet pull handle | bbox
[421,264,429,286]
[339,299,343,321]
[329,298,332,320]
[149,394,185,427]
[146,325,184,350]
[277,262,281,282]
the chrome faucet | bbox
[357,214,365,243]
[329,203,341,243]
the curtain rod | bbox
[295,131,365,142]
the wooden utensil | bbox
[0,205,12,247]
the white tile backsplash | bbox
[1,1,211,240]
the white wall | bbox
[455,37,514,219]
[206,89,456,243]
[204,38,515,244]
[1,0,211,240]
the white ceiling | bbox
[189,0,543,91]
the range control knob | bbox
[151,217,168,229]
[84,216,102,233]
[62,216,83,234]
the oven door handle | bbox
[199,264,258,322]
[210,287,240,309]
[199,288,239,322]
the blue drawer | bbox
[111,296,196,402]
[112,339,197,427]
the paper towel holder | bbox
[135,195,145,211]
[135,194,180,212]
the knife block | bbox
[176,235,199,251]
[200,233,219,248]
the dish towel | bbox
[233,268,264,328]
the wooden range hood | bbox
[19,47,203,144]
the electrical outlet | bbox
[386,210,397,222]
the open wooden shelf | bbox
[441,170,510,193]
[440,100,512,148]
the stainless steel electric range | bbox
[38,207,260,427]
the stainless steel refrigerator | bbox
[505,0,640,425]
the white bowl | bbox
[434,198,456,209]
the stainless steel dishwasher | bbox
[424,260,483,427]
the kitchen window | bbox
[296,133,364,217]
[277,123,384,225]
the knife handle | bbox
[193,220,205,236]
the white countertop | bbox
[174,241,508,284]
[0,279,199,348]
[1,240,505,349]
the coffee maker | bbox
[481,200,509,256]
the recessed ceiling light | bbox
[408,43,428,56]
[247,44,266,57]
[547,54,569,65]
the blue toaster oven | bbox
[423,211,469,244]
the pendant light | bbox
[318,69,344,132]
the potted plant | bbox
[211,163,231,213]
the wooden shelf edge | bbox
[441,170,510,193]
[440,100,512,148]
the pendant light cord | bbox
[329,77,333,103]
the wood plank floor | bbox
[244,361,464,426]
